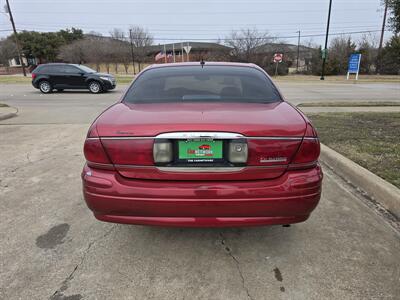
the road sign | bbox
[273,53,283,63]
[347,53,362,80]
[183,46,192,54]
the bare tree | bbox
[110,28,127,73]
[326,36,357,75]
[128,26,153,71]
[58,39,89,64]
[110,28,126,41]
[358,33,379,74]
[225,28,274,63]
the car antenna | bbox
[200,58,205,68]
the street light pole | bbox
[296,30,301,72]
[5,0,26,77]
[320,0,333,80]
[129,29,136,75]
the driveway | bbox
[0,82,399,299]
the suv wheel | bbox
[39,81,52,93]
[88,81,102,94]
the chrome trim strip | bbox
[155,132,244,139]
[246,136,302,140]
[114,164,287,171]
[303,137,319,140]
[157,167,245,173]
[99,136,154,140]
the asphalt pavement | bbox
[0,81,399,299]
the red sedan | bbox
[82,62,322,227]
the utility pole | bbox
[377,0,388,74]
[320,0,333,80]
[296,30,301,72]
[129,29,136,75]
[5,0,26,76]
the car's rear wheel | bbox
[88,81,102,94]
[39,80,52,94]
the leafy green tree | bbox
[379,35,400,74]
[13,28,83,63]
[387,0,400,34]
[0,38,17,66]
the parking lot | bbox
[1,81,399,300]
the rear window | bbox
[123,65,282,104]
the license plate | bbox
[178,139,223,161]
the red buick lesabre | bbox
[82,62,322,227]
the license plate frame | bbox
[177,139,224,164]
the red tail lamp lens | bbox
[84,139,110,164]
[292,138,320,164]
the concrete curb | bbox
[0,106,18,121]
[320,144,400,217]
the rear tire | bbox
[39,80,52,94]
[88,81,102,94]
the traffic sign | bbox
[183,46,192,54]
[273,53,283,63]
[347,53,362,80]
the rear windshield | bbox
[123,65,282,104]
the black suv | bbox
[32,63,116,94]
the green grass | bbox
[115,75,135,84]
[0,76,31,84]
[298,101,400,107]
[308,112,400,188]
[274,74,400,83]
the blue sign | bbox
[348,53,361,73]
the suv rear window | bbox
[123,65,282,104]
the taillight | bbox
[228,140,248,163]
[153,140,173,163]
[101,139,154,165]
[84,138,111,165]
[31,73,37,80]
[291,138,320,165]
[290,122,320,169]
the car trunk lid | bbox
[95,101,307,180]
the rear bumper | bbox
[82,164,323,227]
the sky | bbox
[0,0,391,46]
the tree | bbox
[325,36,357,75]
[58,39,90,64]
[0,38,17,66]
[224,28,274,63]
[15,28,83,63]
[358,34,379,74]
[379,35,400,74]
[128,26,153,72]
[110,28,127,73]
[387,0,400,34]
